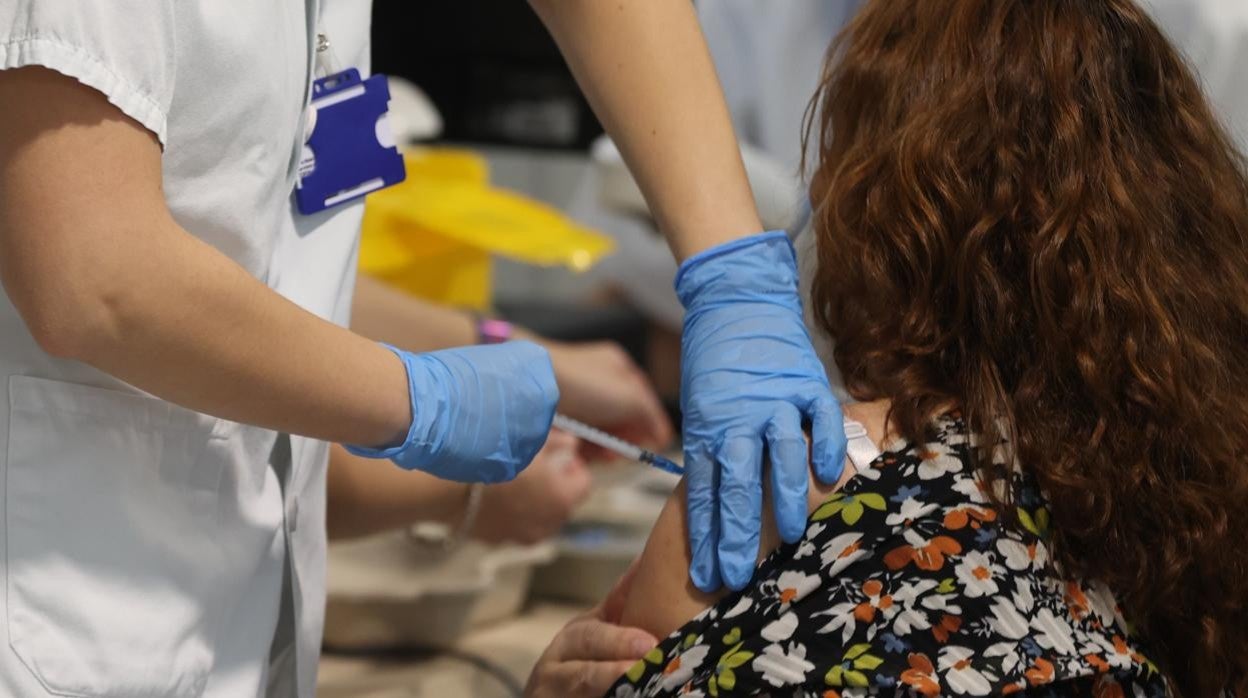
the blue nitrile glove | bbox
[676,231,847,592]
[346,341,559,484]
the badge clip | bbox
[295,69,406,215]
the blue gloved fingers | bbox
[672,231,834,593]
[809,395,848,485]
[685,444,721,593]
[716,433,765,591]
[766,405,811,545]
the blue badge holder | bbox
[295,69,406,215]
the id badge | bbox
[295,69,406,215]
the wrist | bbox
[543,341,578,409]
[473,315,514,345]
[673,231,798,309]
[509,324,541,344]
[344,344,421,459]
[472,315,554,379]
[668,219,766,263]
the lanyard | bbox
[294,25,406,215]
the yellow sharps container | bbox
[359,149,615,310]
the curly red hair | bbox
[805,1,1248,694]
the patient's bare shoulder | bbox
[620,402,886,640]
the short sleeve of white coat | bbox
[0,1,175,144]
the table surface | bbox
[317,602,590,698]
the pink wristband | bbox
[476,317,513,344]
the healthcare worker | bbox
[0,2,845,697]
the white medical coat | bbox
[0,1,371,695]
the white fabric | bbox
[0,4,174,144]
[268,4,375,695]
[842,418,881,471]
[0,1,371,696]
[698,0,864,173]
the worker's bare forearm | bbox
[529,0,763,261]
[77,225,410,446]
[0,66,409,449]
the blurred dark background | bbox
[372,0,605,150]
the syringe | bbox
[552,413,685,476]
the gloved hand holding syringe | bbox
[552,414,684,476]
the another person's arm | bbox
[525,447,850,698]
[326,430,591,545]
[525,561,657,698]
[351,275,478,351]
[351,276,672,448]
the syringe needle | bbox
[552,413,684,475]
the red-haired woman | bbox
[605,1,1248,695]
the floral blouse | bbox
[609,415,1169,697]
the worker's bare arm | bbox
[0,66,408,446]
[528,0,763,260]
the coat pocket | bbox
[5,376,228,697]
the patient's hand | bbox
[526,560,658,698]
[474,429,591,545]
[620,402,886,640]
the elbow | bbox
[1,224,141,362]
[26,321,79,361]
[16,278,132,363]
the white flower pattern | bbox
[609,416,1167,697]
[954,550,1005,598]
[938,646,995,695]
[752,642,815,687]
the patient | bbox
[611,1,1248,695]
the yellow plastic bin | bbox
[359,149,615,310]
